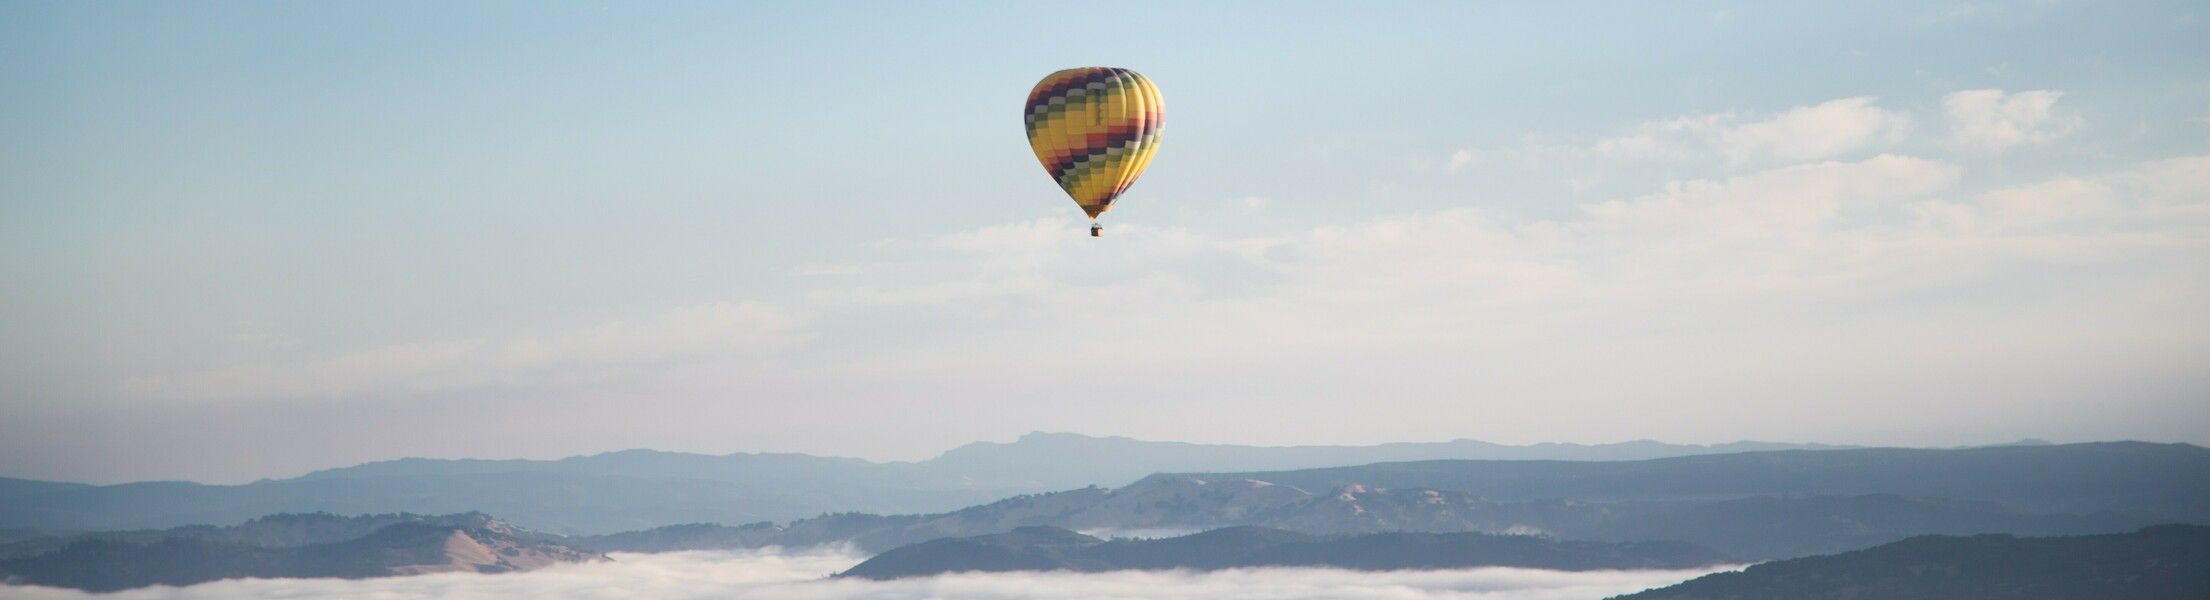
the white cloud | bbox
[137,154,2206,404]
[1977,178,2115,229]
[1907,155,2209,236]
[98,153,2210,462]
[809,152,2210,426]
[2130,155,2210,201]
[2122,155,2210,224]
[1446,149,1482,172]
[933,218,1081,263]
[0,547,1736,600]
[1716,97,1913,164]
[1578,154,1957,235]
[1504,97,1910,165]
[820,153,2204,385]
[1943,89,2083,150]
[1583,113,1733,161]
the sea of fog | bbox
[0,545,1739,599]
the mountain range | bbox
[0,511,535,561]
[1170,442,2210,520]
[0,513,600,592]
[568,442,2195,559]
[4,440,2206,593]
[0,433,1861,534]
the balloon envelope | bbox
[1024,67,1164,220]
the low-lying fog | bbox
[0,545,1738,599]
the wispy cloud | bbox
[1943,89,2083,150]
[1493,97,1911,167]
[121,302,808,401]
[1446,148,1483,172]
[1715,97,1913,164]
[119,152,2209,412]
[91,146,2210,468]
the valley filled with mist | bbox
[3,434,2206,596]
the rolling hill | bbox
[1173,442,2210,521]
[565,443,2196,559]
[1616,525,2210,599]
[0,515,601,592]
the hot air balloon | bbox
[1024,67,1163,237]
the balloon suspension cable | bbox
[1091,223,1103,237]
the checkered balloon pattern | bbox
[1024,67,1164,219]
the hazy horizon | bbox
[0,428,2124,487]
[5,2,2207,485]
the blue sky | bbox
[3,1,2207,483]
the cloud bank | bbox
[0,547,1738,600]
[16,88,2205,484]
[83,148,2209,479]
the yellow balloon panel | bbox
[1024,67,1164,219]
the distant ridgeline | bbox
[837,525,1729,579]
[0,513,601,592]
[1618,525,2210,600]
[2,441,2207,592]
[0,433,1865,534]
[556,442,2206,560]
[4,442,2195,560]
